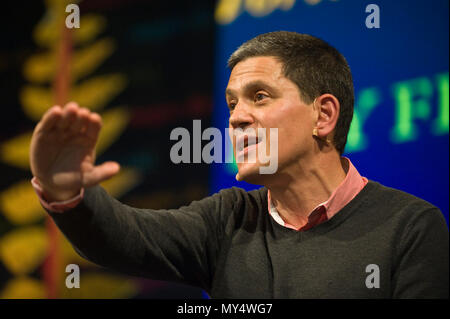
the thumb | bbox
[83,161,120,187]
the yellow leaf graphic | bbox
[0,276,46,299]
[71,37,116,81]
[20,74,126,121]
[0,181,46,225]
[33,13,107,48]
[20,74,127,121]
[0,227,48,275]
[20,86,54,121]
[0,132,32,170]
[74,74,127,110]
[23,37,116,84]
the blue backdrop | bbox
[210,0,449,224]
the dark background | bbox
[0,0,215,299]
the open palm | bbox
[30,102,120,201]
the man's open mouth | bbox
[235,134,263,160]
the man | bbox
[30,31,448,298]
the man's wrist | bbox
[31,177,84,213]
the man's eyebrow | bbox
[225,87,235,99]
[225,80,273,99]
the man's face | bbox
[226,56,317,184]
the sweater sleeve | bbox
[392,207,449,299]
[47,185,234,291]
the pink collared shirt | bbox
[268,157,368,231]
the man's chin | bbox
[236,164,265,185]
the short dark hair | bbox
[227,31,354,155]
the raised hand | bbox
[30,102,120,201]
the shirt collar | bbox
[267,157,368,228]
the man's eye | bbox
[255,93,267,102]
[228,103,236,111]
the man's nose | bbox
[229,102,254,129]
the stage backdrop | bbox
[0,0,214,299]
[210,0,449,224]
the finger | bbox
[65,101,80,111]
[70,107,90,134]
[38,105,63,132]
[57,103,79,130]
[83,161,120,187]
[85,112,102,140]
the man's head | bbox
[225,31,354,184]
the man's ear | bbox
[313,94,340,140]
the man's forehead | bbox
[226,56,284,94]
[229,56,283,77]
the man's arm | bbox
[392,208,449,298]
[46,184,228,291]
[29,102,228,292]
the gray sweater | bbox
[48,180,449,298]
